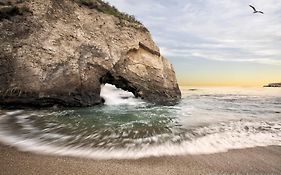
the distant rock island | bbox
[0,0,181,107]
[264,83,281,87]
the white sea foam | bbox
[100,84,144,106]
[0,111,280,160]
[5,110,24,115]
[0,87,280,160]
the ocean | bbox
[0,84,280,159]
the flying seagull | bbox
[249,5,264,14]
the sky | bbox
[106,0,281,86]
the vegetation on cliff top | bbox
[0,1,31,20]
[76,0,141,24]
[0,0,147,31]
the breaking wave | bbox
[100,84,144,106]
[0,87,280,159]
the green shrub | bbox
[0,5,30,20]
[76,0,141,24]
[0,0,26,6]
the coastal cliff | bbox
[0,0,181,107]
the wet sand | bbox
[0,144,281,175]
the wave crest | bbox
[0,111,280,159]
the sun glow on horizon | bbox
[176,69,281,87]
[177,77,281,87]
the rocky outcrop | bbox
[264,83,281,88]
[0,0,181,107]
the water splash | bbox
[0,87,280,159]
[100,84,144,106]
[0,111,280,159]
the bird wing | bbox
[258,11,264,14]
[249,5,256,11]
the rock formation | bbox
[264,83,281,88]
[0,0,181,107]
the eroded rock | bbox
[0,0,181,107]
[264,83,281,88]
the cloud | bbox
[106,0,281,65]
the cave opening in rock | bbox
[99,72,141,105]
[100,84,136,105]
[100,72,140,97]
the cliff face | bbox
[0,0,181,107]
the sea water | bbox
[0,84,280,159]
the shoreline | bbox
[1,144,281,175]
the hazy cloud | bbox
[106,0,281,65]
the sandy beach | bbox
[0,144,281,175]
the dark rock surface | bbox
[264,83,281,88]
